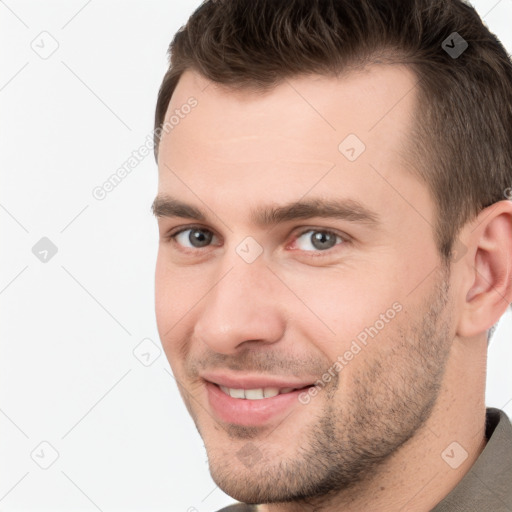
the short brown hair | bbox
[154,0,512,261]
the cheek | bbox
[282,266,400,339]
[154,252,171,329]
[154,253,192,352]
[154,252,213,359]
[154,251,195,318]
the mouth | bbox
[202,374,316,426]
[217,385,307,399]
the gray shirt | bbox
[217,408,512,511]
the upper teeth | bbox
[219,386,296,399]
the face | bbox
[154,66,455,504]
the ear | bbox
[456,200,512,338]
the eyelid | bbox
[166,224,216,237]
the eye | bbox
[165,225,346,255]
[292,228,345,252]
[170,226,218,249]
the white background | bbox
[1,1,511,511]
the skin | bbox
[153,66,512,511]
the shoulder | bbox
[432,407,512,511]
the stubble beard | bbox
[190,269,453,506]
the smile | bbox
[219,386,301,399]
[204,379,315,426]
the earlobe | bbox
[456,200,512,339]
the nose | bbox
[193,259,287,355]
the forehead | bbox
[163,64,417,143]
[156,65,431,230]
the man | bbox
[151,0,512,510]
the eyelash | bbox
[164,225,349,257]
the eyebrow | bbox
[151,195,380,228]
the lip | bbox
[204,377,314,427]
[201,371,315,390]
